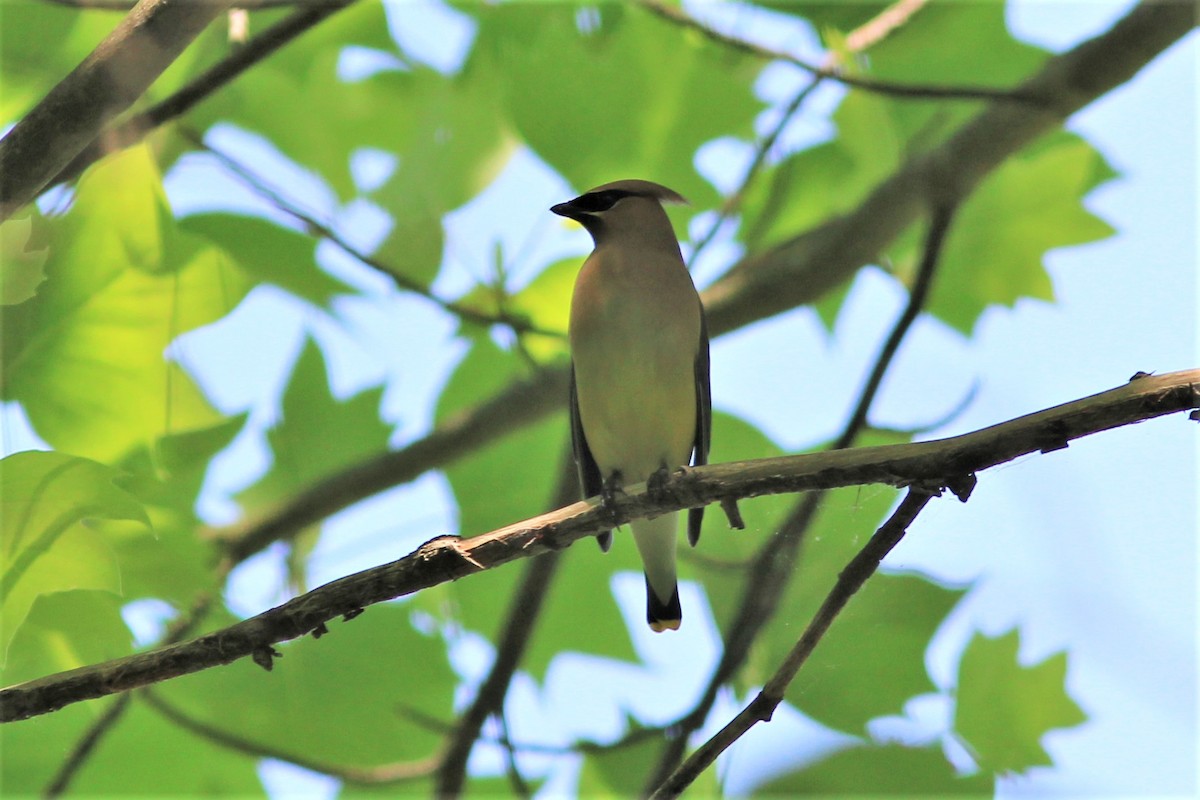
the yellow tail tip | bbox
[649,619,681,633]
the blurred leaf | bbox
[577,735,657,798]
[69,698,264,796]
[0,211,50,305]
[456,255,577,363]
[953,628,1087,773]
[472,2,762,210]
[369,65,515,288]
[0,451,148,662]
[102,415,249,605]
[160,605,453,767]
[179,213,353,308]
[188,0,403,199]
[918,132,1117,333]
[236,337,391,515]
[0,146,249,461]
[753,742,992,796]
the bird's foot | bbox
[600,471,626,528]
[646,463,677,505]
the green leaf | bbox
[159,605,454,767]
[472,2,762,210]
[0,592,135,794]
[753,742,992,796]
[0,146,249,461]
[179,213,353,308]
[0,211,50,305]
[953,628,1087,774]
[0,451,148,662]
[237,337,391,515]
[188,1,409,200]
[918,132,1117,333]
[369,65,515,288]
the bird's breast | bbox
[569,252,701,482]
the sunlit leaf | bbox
[953,628,1087,773]
[0,211,50,305]
[0,451,147,662]
[0,146,249,461]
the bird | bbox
[551,179,711,632]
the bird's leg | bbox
[646,461,675,505]
[600,470,626,527]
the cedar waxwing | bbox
[552,179,711,632]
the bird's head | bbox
[551,179,687,244]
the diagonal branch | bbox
[140,689,439,784]
[649,487,938,799]
[3,368,1196,723]
[48,0,359,190]
[0,0,235,222]
[191,134,558,338]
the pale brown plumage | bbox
[553,179,711,632]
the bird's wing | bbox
[687,308,712,547]
[570,362,612,551]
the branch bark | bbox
[3,369,1195,723]
[0,0,235,222]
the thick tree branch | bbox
[0,0,235,222]
[2,369,1195,723]
[650,488,938,799]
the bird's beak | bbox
[551,201,582,222]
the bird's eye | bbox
[573,190,624,213]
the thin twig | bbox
[190,133,559,339]
[649,488,937,798]
[140,689,439,784]
[687,0,931,268]
[637,0,1042,105]
[3,368,1196,723]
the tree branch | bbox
[190,134,559,338]
[140,689,439,784]
[47,0,359,190]
[703,0,1197,336]
[649,487,938,799]
[2,369,1195,723]
[0,0,235,222]
[637,0,1042,104]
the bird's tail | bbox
[631,513,681,632]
